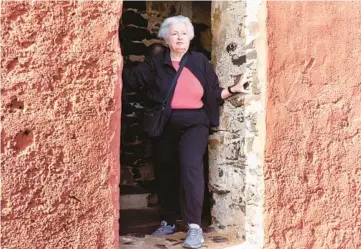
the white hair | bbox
[158,15,195,41]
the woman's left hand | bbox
[232,69,252,94]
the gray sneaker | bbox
[183,224,204,248]
[151,221,176,236]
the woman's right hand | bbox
[232,68,252,94]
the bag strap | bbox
[161,55,188,109]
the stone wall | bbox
[120,1,212,193]
[209,0,266,246]
[265,2,361,249]
[119,1,152,188]
[1,2,121,248]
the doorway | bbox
[119,0,213,235]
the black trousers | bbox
[152,109,210,226]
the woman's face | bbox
[166,23,190,54]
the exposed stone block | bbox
[120,194,150,210]
[119,26,151,42]
[122,10,148,27]
[211,193,246,233]
[121,41,147,56]
[123,1,146,11]
[135,163,155,182]
[209,164,246,193]
[121,167,135,185]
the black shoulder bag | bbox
[143,56,188,137]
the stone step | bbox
[120,193,150,210]
[119,207,160,235]
[120,185,158,210]
[120,184,152,195]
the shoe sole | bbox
[183,244,201,249]
[151,231,176,236]
[183,238,204,248]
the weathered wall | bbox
[119,1,154,189]
[1,2,121,248]
[209,0,266,246]
[265,2,361,249]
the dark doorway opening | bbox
[119,0,213,236]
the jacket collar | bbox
[163,47,191,67]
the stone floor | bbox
[119,230,245,249]
[119,207,249,249]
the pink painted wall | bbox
[1,2,121,248]
[265,2,361,249]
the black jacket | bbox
[122,48,224,127]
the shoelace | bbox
[187,228,199,238]
[155,226,166,232]
[155,222,171,232]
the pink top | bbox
[171,61,204,109]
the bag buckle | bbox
[161,101,167,111]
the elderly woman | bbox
[122,15,250,248]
